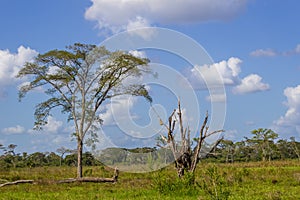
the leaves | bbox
[16,43,152,138]
[16,43,153,177]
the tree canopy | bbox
[17,43,152,177]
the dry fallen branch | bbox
[57,177,116,184]
[57,168,119,184]
[0,180,34,188]
[0,168,119,187]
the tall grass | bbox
[0,160,299,200]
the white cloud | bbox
[99,95,138,126]
[44,116,63,133]
[273,85,300,136]
[233,74,270,94]
[28,116,64,134]
[189,57,270,97]
[284,44,300,56]
[85,0,248,35]
[129,50,147,59]
[251,44,300,57]
[18,81,44,93]
[52,135,72,145]
[250,49,277,57]
[224,129,238,140]
[126,16,156,39]
[0,46,38,96]
[2,125,25,134]
[189,57,242,88]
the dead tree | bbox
[158,99,224,177]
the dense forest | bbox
[1,128,299,170]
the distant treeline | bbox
[1,129,300,169]
[0,146,101,169]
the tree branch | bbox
[0,180,34,188]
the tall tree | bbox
[249,128,278,162]
[218,140,235,163]
[17,43,152,178]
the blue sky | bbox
[1,0,300,154]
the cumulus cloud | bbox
[52,135,73,145]
[44,116,64,133]
[273,85,300,136]
[0,46,38,96]
[126,16,156,39]
[250,49,277,57]
[85,0,248,36]
[2,125,25,134]
[189,57,242,89]
[129,50,147,58]
[233,74,270,94]
[28,116,64,134]
[99,95,138,126]
[188,57,270,97]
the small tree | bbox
[56,147,72,166]
[290,137,300,160]
[158,100,224,177]
[17,43,152,178]
[5,144,17,156]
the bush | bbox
[152,171,199,196]
[199,165,231,200]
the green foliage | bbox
[199,165,231,200]
[16,43,153,178]
[0,161,300,199]
[204,128,300,163]
[152,171,198,196]
[0,151,101,170]
[17,43,152,131]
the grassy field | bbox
[0,160,300,200]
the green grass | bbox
[0,160,300,200]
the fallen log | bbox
[0,180,34,188]
[57,177,116,183]
[0,168,119,187]
[57,168,119,184]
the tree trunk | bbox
[77,139,83,178]
[262,148,266,162]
